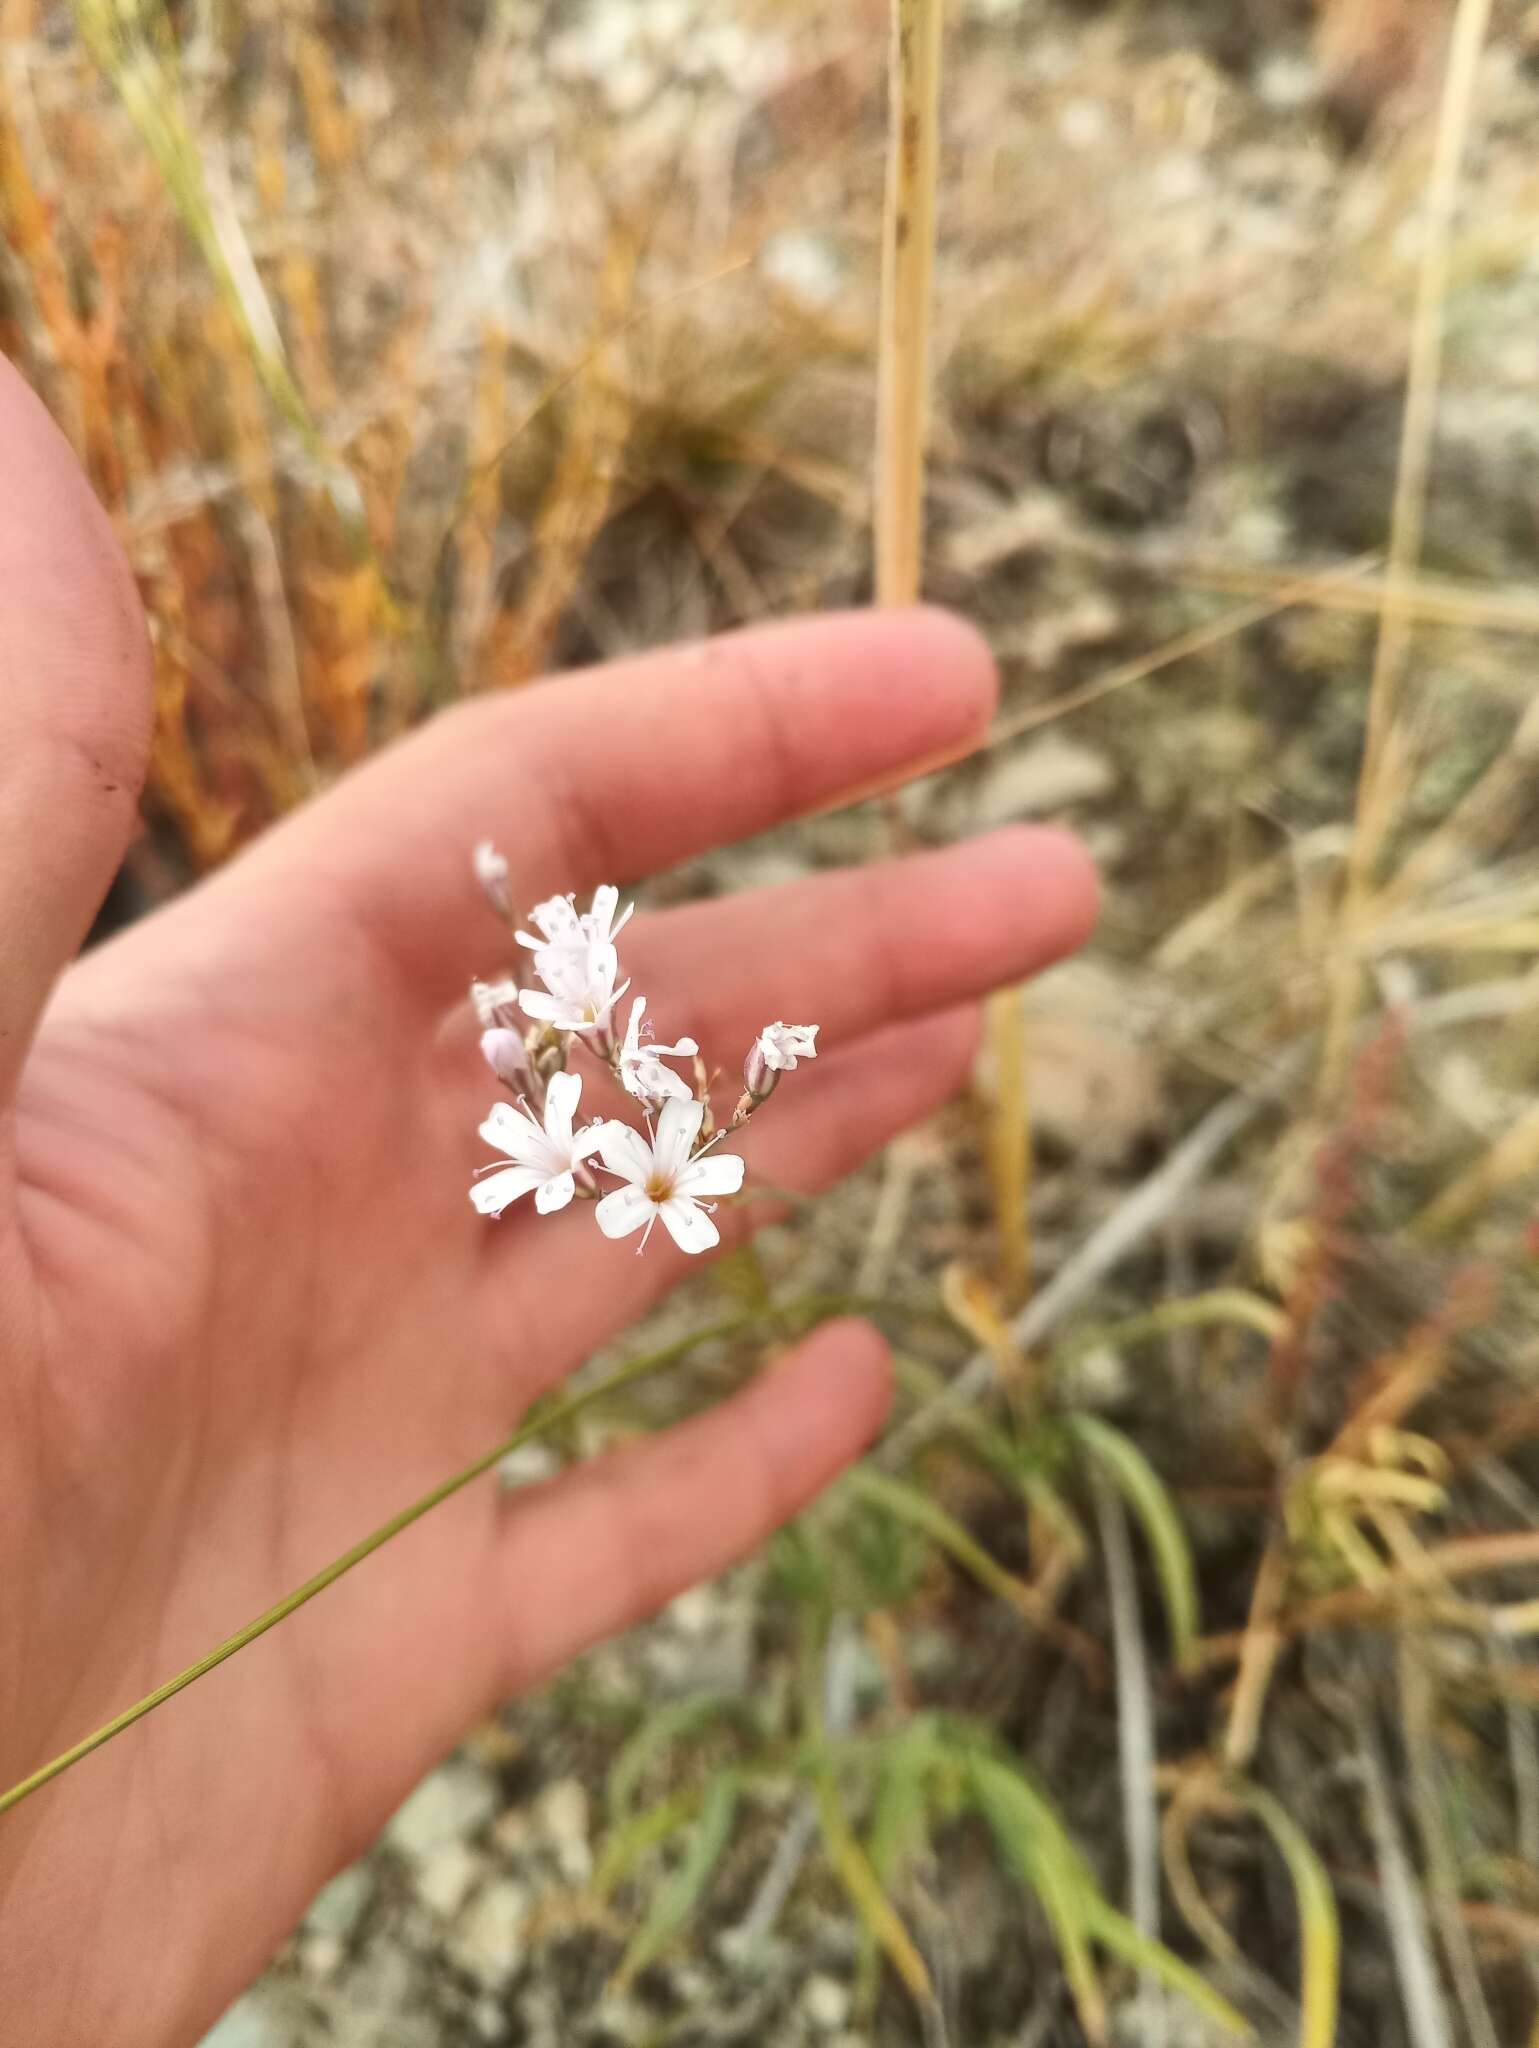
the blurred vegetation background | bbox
[9,0,1539,2042]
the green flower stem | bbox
[0,1315,761,1821]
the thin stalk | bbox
[0,1315,758,1820]
[875,0,945,611]
[985,986,1030,1309]
[1317,0,1493,1102]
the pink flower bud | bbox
[480,1028,532,1090]
[742,1039,779,1102]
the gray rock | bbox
[343,1936,422,2019]
[197,1998,289,2048]
[417,1840,481,1919]
[760,230,845,308]
[385,1762,498,1856]
[971,736,1114,829]
[802,1974,851,2029]
[451,1877,531,1986]
[537,1777,593,1884]
[300,1931,346,1981]
[305,1863,374,1943]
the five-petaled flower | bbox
[755,1022,819,1072]
[517,887,634,1035]
[594,1098,744,1254]
[470,1072,603,1217]
[618,995,699,1108]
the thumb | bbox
[0,356,153,1108]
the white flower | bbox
[516,885,635,1035]
[518,939,630,1034]
[470,1071,603,1217]
[473,840,511,916]
[515,893,583,952]
[756,1022,819,1073]
[516,884,632,958]
[580,883,633,951]
[618,995,699,1107]
[594,1097,744,1254]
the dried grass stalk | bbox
[875,0,944,609]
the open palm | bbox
[0,360,1097,2044]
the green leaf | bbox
[815,1768,934,2010]
[1084,1900,1253,2037]
[594,1787,703,1898]
[964,1748,1252,2043]
[1238,1785,1339,2048]
[855,1718,944,2006]
[614,1771,741,1987]
[867,1716,943,1888]
[965,1750,1107,2042]
[845,1468,1040,1621]
[607,1691,757,1820]
[1069,1415,1200,1664]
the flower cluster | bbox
[468,845,818,1255]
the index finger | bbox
[248,607,996,993]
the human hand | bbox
[0,357,1097,2044]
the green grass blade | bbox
[1084,1899,1253,2037]
[594,1787,703,1898]
[966,1750,1107,2041]
[614,1770,741,1988]
[814,1766,935,2010]
[607,1691,757,1820]
[1069,1414,1200,1665]
[846,1467,1039,1620]
[1239,1785,1340,2048]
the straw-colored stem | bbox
[875,0,944,609]
[986,985,1031,1308]
[1316,0,1493,1102]
[0,1315,758,1821]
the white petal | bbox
[534,1171,576,1214]
[528,893,580,940]
[757,1021,820,1072]
[659,1196,720,1254]
[622,993,647,1055]
[587,885,619,939]
[597,1118,656,1186]
[571,1120,608,1163]
[478,1099,547,1165]
[647,1064,696,1102]
[595,1184,654,1239]
[470,1165,543,1216]
[518,987,572,1024]
[654,1095,705,1180]
[543,1070,582,1152]
[677,1152,745,1199]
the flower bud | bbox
[471,977,522,1031]
[473,840,513,920]
[742,1038,779,1103]
[480,1027,532,1091]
